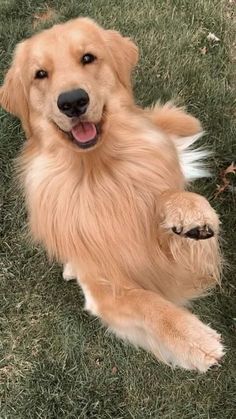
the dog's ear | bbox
[104,30,138,91]
[0,42,30,133]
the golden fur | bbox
[0,17,224,371]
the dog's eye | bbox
[81,53,96,65]
[35,69,48,79]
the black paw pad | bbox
[185,225,214,240]
[172,226,183,235]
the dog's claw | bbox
[172,225,214,240]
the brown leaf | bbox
[214,162,236,198]
[223,162,236,175]
[111,366,117,374]
[200,46,208,55]
[33,7,56,28]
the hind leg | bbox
[63,262,77,281]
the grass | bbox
[0,0,236,418]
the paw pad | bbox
[172,225,214,240]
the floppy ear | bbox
[104,30,138,91]
[0,42,30,134]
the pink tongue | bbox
[71,122,97,143]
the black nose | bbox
[57,88,89,117]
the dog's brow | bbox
[31,53,53,69]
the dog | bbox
[0,17,224,371]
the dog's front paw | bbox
[161,192,219,241]
[155,313,225,372]
[174,319,225,372]
[172,224,214,240]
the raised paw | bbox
[172,224,214,240]
[161,191,219,241]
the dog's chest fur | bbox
[24,137,183,272]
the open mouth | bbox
[69,121,99,149]
[55,120,100,150]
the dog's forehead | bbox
[30,19,105,57]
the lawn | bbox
[0,0,236,418]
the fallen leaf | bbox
[199,46,208,55]
[207,32,220,42]
[112,366,118,374]
[224,162,236,176]
[214,162,236,198]
[33,7,56,28]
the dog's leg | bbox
[157,191,222,288]
[81,280,224,371]
[159,191,219,240]
[62,262,77,281]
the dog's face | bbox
[0,18,138,150]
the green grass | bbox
[0,0,236,418]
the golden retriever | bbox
[0,17,224,371]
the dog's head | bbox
[0,18,138,150]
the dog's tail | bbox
[175,133,211,181]
[148,102,202,137]
[148,102,210,181]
